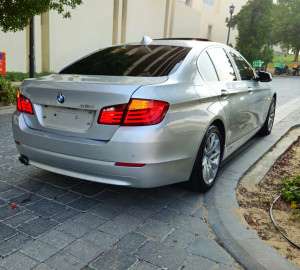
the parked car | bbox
[13,37,276,191]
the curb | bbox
[0,105,15,111]
[204,108,300,270]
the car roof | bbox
[123,37,224,50]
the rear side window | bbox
[207,48,237,81]
[229,50,255,80]
[198,52,218,82]
[60,45,191,77]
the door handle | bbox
[248,87,253,94]
[220,90,229,99]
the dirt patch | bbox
[237,137,300,268]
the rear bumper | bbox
[12,113,204,188]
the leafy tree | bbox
[272,0,300,62]
[229,0,274,65]
[0,0,82,32]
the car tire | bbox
[188,125,222,191]
[260,97,276,136]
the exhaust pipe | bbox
[19,155,29,166]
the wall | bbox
[48,0,114,72]
[0,30,27,72]
[125,0,166,42]
[171,1,201,38]
[0,0,248,73]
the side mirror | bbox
[256,71,272,82]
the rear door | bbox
[198,47,252,145]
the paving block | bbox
[0,251,38,270]
[0,182,14,193]
[124,206,156,220]
[17,179,47,193]
[70,183,104,196]
[116,232,147,254]
[186,236,233,266]
[38,229,75,249]
[92,190,119,202]
[72,212,106,229]
[180,191,204,204]
[193,208,205,220]
[0,233,32,256]
[9,192,42,206]
[67,197,98,211]
[44,250,87,270]
[136,219,173,241]
[3,211,37,228]
[64,239,102,261]
[0,204,22,221]
[90,248,137,270]
[37,186,67,200]
[163,228,196,249]
[0,223,16,242]
[98,213,142,239]
[184,255,216,270]
[55,192,81,204]
[168,199,198,215]
[17,217,58,238]
[87,204,119,219]
[129,261,160,270]
[137,241,189,270]
[25,199,67,218]
[32,263,55,270]
[56,220,90,238]
[51,208,81,223]
[20,240,59,262]
[171,214,210,236]
[152,208,179,223]
[82,229,118,249]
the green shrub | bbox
[0,77,19,105]
[4,72,52,82]
[279,175,300,206]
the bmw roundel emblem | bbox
[57,93,65,104]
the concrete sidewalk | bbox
[205,97,300,270]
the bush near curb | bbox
[0,77,19,105]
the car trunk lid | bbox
[20,74,167,141]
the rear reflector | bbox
[15,140,20,145]
[98,99,169,126]
[115,162,146,167]
[17,90,34,115]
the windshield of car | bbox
[59,45,192,77]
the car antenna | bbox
[141,36,153,45]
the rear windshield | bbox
[59,45,191,77]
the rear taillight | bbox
[97,104,127,125]
[97,99,169,126]
[123,99,169,126]
[17,90,34,115]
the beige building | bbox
[0,0,246,73]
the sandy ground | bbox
[236,137,300,268]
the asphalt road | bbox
[0,77,299,270]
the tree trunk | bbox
[294,49,299,62]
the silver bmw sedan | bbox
[12,37,276,191]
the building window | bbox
[203,0,214,6]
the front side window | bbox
[207,48,237,82]
[229,50,255,80]
[60,45,191,77]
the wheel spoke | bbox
[202,163,209,181]
[210,150,220,160]
[210,159,219,170]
